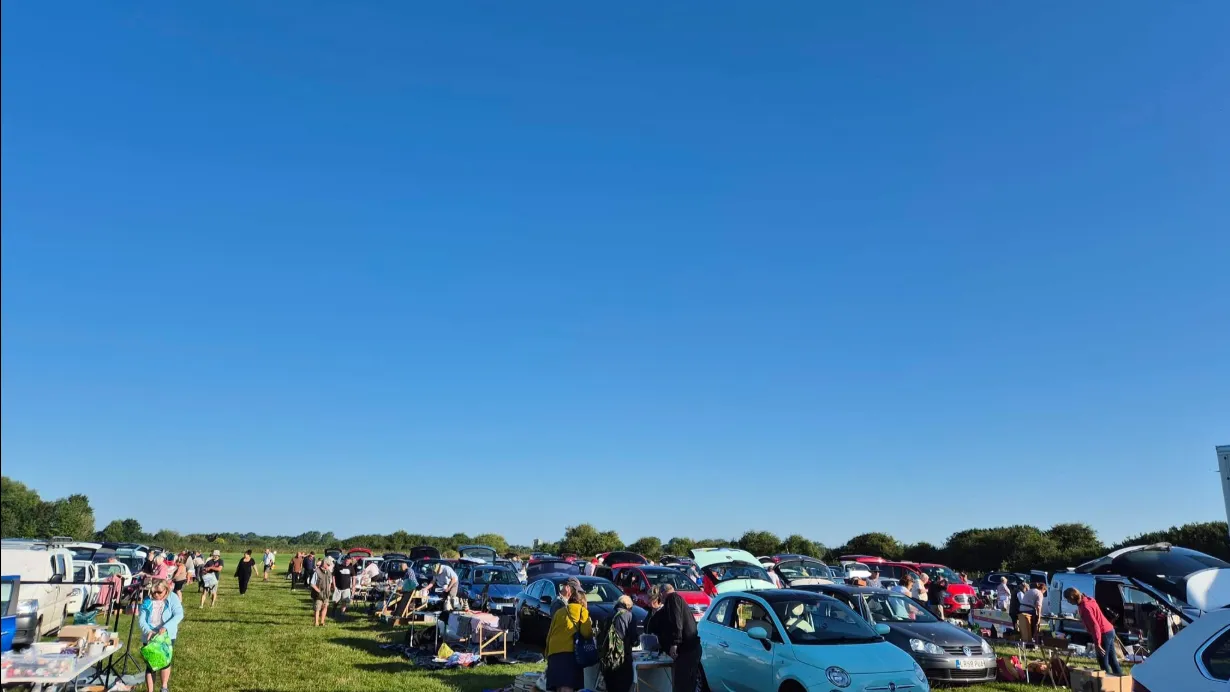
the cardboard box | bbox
[1070,668,1133,692]
[57,625,102,642]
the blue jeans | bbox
[1097,631,1122,676]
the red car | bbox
[611,565,710,619]
[843,556,976,615]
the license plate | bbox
[955,659,986,670]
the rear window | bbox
[1201,627,1230,681]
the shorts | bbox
[335,588,352,604]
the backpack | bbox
[599,611,627,672]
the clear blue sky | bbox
[3,2,1227,549]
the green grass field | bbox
[150,553,1052,691]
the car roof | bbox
[539,574,612,586]
[721,588,841,604]
[796,583,893,596]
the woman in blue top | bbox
[139,580,185,692]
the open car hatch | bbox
[1079,543,1230,615]
[458,545,497,564]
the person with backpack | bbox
[599,595,637,692]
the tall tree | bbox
[779,534,826,559]
[664,537,696,557]
[626,537,663,560]
[558,524,623,557]
[1,477,45,538]
[738,530,783,557]
[47,494,95,540]
[839,532,904,560]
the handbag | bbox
[140,632,174,671]
[570,610,599,668]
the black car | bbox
[797,584,996,684]
[526,559,580,583]
[514,575,648,647]
[382,558,412,581]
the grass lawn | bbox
[151,553,1064,691]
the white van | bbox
[0,542,76,635]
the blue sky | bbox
[3,2,1227,549]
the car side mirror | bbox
[49,574,64,584]
[875,624,891,636]
[747,626,769,641]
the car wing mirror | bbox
[747,626,769,641]
[875,624,891,635]
[49,574,64,584]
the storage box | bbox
[1070,668,1133,692]
[56,625,102,642]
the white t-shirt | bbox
[890,584,911,597]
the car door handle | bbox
[717,641,729,648]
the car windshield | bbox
[581,581,623,603]
[1,582,12,611]
[644,570,701,591]
[779,561,831,579]
[707,562,772,584]
[120,557,144,574]
[771,598,882,644]
[863,593,938,623]
[97,564,125,579]
[73,567,88,582]
[921,566,960,583]
[68,547,96,561]
[474,568,519,585]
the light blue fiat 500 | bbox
[699,589,929,692]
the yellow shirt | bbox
[545,603,593,657]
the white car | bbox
[1132,606,1229,692]
[95,561,134,589]
[68,561,100,614]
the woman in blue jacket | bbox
[139,580,184,692]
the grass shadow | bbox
[328,636,403,658]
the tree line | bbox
[3,476,1226,572]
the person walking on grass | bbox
[310,557,336,626]
[139,580,184,692]
[199,550,223,608]
[332,556,355,618]
[290,552,305,590]
[171,555,189,595]
[235,550,257,595]
[193,552,206,593]
[262,548,274,582]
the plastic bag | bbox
[141,632,174,671]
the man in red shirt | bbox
[1064,588,1122,676]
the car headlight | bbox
[909,638,945,655]
[17,599,39,614]
[980,639,993,655]
[913,661,927,683]
[825,666,851,688]
[689,603,706,614]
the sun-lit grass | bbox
[141,553,1094,691]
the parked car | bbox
[0,541,74,636]
[1131,605,1229,692]
[458,545,498,565]
[460,565,523,613]
[408,546,441,562]
[839,561,873,580]
[698,589,927,692]
[611,565,711,618]
[514,575,648,646]
[1044,543,1230,645]
[596,551,648,567]
[346,547,373,560]
[799,583,995,684]
[525,559,580,583]
[381,559,413,582]
[68,561,100,614]
[766,556,837,588]
[381,552,409,561]
[914,564,978,616]
[94,562,134,589]
[691,547,776,597]
[324,549,343,562]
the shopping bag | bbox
[140,632,174,671]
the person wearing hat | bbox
[551,577,585,619]
[432,562,460,617]
[600,595,637,692]
[199,550,224,608]
[544,577,592,692]
[866,568,883,589]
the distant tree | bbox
[838,532,903,561]
[471,533,510,553]
[626,537,662,560]
[738,530,783,558]
[151,529,183,547]
[97,518,145,543]
[558,524,624,557]
[902,541,945,564]
[663,537,696,557]
[1,477,46,538]
[779,534,826,559]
